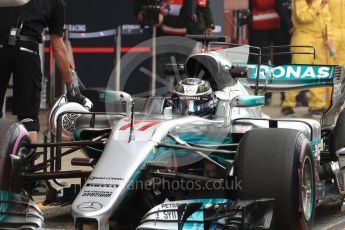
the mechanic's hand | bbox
[289,27,295,34]
[321,0,330,7]
[325,38,333,48]
[206,27,213,35]
[66,82,86,105]
[137,10,145,23]
[154,14,164,27]
[325,38,336,57]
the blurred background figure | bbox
[324,0,344,109]
[329,0,345,66]
[187,0,215,35]
[133,0,195,95]
[248,0,286,105]
[133,0,194,36]
[281,0,331,116]
[276,0,309,107]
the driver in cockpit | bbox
[167,78,218,118]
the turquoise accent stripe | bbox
[237,96,265,107]
[0,190,10,222]
[310,139,321,157]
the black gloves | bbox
[66,82,86,105]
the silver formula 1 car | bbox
[1,36,345,230]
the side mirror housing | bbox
[231,95,265,107]
[99,90,133,116]
[163,107,173,119]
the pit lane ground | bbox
[6,93,345,229]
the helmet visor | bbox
[171,97,214,117]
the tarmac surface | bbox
[5,93,345,229]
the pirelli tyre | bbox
[0,119,30,192]
[331,109,345,155]
[236,128,315,230]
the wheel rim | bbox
[9,142,29,192]
[302,156,314,221]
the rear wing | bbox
[247,64,345,124]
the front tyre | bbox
[0,119,30,192]
[236,128,315,230]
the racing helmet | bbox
[170,78,217,117]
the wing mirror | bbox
[163,106,173,119]
[0,0,30,7]
[99,90,133,104]
[230,95,265,107]
[223,95,265,127]
[99,90,133,116]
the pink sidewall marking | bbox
[298,138,309,230]
[299,139,308,163]
[12,130,29,155]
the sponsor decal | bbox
[163,211,178,220]
[248,65,333,80]
[179,96,201,100]
[154,203,199,220]
[67,24,87,32]
[88,176,124,181]
[77,201,103,212]
[161,203,180,209]
[86,183,119,188]
[183,85,198,94]
[81,190,113,197]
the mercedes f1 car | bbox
[1,35,345,230]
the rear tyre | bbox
[0,119,30,192]
[330,109,345,154]
[236,128,315,230]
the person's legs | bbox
[282,30,316,114]
[308,88,326,111]
[270,28,291,65]
[282,91,298,111]
[308,35,328,114]
[12,42,42,143]
[249,29,273,103]
[248,29,271,64]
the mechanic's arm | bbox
[163,0,194,27]
[276,0,293,31]
[294,0,322,24]
[50,34,73,84]
[204,1,215,34]
[51,34,86,104]
[323,4,333,50]
[133,0,145,23]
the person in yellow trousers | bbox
[281,0,332,116]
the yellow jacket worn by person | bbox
[282,0,331,111]
[329,0,345,66]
